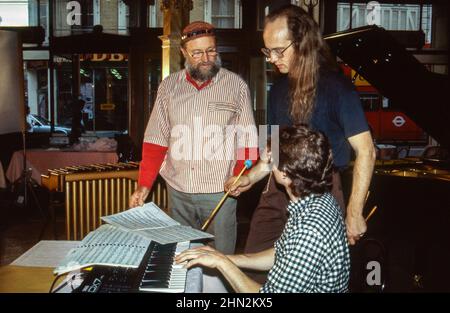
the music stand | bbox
[13,115,46,225]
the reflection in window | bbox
[337,2,432,44]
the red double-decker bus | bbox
[341,64,427,143]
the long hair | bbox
[278,125,334,198]
[265,5,338,124]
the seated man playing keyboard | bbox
[176,126,350,292]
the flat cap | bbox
[181,21,215,44]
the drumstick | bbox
[201,160,253,231]
[365,190,370,204]
[365,205,377,222]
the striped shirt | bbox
[260,193,350,293]
[143,68,257,194]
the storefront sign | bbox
[80,54,128,62]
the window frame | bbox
[204,0,241,29]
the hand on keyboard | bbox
[174,245,229,270]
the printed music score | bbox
[54,202,213,275]
[54,225,150,275]
[101,202,214,244]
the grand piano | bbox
[325,25,450,292]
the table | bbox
[5,149,118,185]
[0,266,56,293]
[0,240,80,293]
[0,240,204,293]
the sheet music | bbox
[101,202,179,230]
[54,225,151,275]
[100,202,214,245]
[11,240,81,268]
[137,225,214,245]
[54,203,215,274]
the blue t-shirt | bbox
[267,69,369,169]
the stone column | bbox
[159,0,192,78]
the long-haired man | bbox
[226,5,376,273]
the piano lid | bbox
[325,25,450,148]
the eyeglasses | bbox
[187,48,218,59]
[261,41,295,61]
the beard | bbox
[185,54,222,82]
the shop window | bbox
[336,2,432,45]
[149,1,163,28]
[52,53,129,134]
[79,55,128,132]
[204,0,241,29]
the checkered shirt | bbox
[260,193,350,293]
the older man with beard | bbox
[129,21,258,255]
